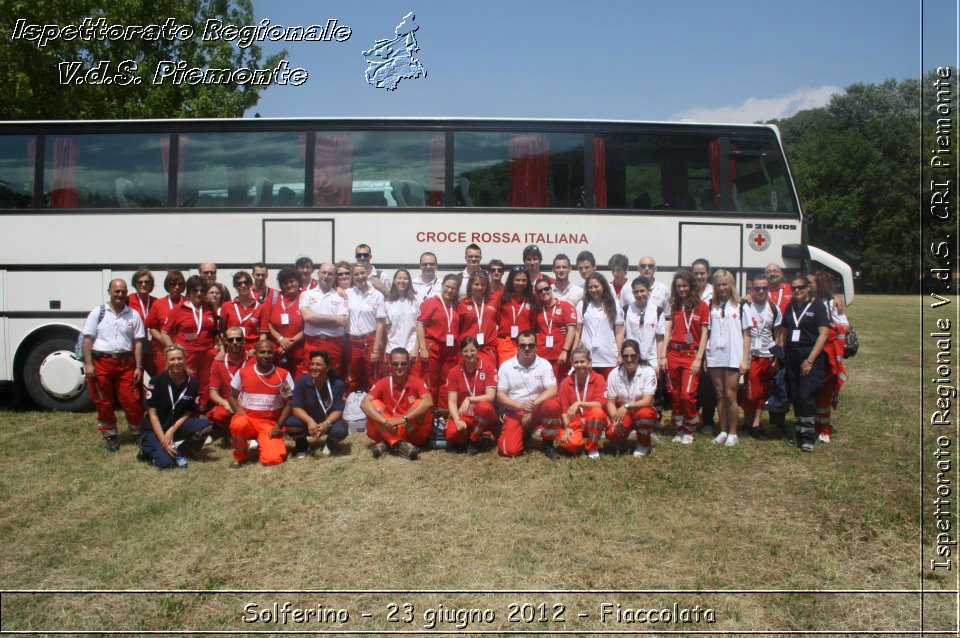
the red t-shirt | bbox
[261,291,304,341]
[209,353,253,392]
[368,374,430,416]
[768,283,793,316]
[145,295,180,336]
[445,359,498,404]
[559,371,608,412]
[418,297,460,346]
[127,293,157,327]
[457,298,499,346]
[534,300,578,360]
[667,301,710,345]
[232,365,293,420]
[497,297,534,338]
[222,299,264,345]
[162,301,218,352]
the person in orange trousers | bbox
[445,337,498,454]
[557,345,609,458]
[361,348,434,460]
[606,339,659,457]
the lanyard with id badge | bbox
[791,303,812,343]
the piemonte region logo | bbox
[362,12,426,91]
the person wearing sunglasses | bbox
[161,275,219,408]
[205,326,252,432]
[533,280,577,379]
[444,337,498,454]
[361,348,434,460]
[221,271,265,353]
[809,271,850,444]
[487,259,505,297]
[127,267,157,377]
[605,339,658,457]
[782,275,830,453]
[557,345,608,458]
[636,257,670,315]
[741,276,784,440]
[354,243,391,294]
[145,270,187,376]
[495,331,563,458]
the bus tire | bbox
[21,335,92,412]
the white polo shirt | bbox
[577,302,625,368]
[82,304,145,354]
[385,298,420,351]
[706,299,750,368]
[299,288,348,337]
[553,282,584,307]
[606,364,657,405]
[412,276,441,303]
[346,286,386,337]
[623,299,665,365]
[746,300,782,357]
[649,279,670,314]
[497,355,557,404]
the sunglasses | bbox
[169,281,185,288]
[355,253,371,259]
[236,281,251,288]
[390,360,410,367]
[754,286,769,291]
[517,343,536,350]
[136,280,152,285]
[225,337,245,343]
[535,287,551,294]
[489,267,503,273]
[337,272,351,277]
[791,284,808,291]
[639,264,655,269]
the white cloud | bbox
[673,85,842,123]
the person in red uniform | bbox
[228,340,294,467]
[762,262,792,433]
[251,262,276,304]
[496,266,535,364]
[533,280,577,379]
[262,269,307,376]
[206,326,253,433]
[658,270,709,444]
[145,270,186,376]
[606,339,659,457]
[221,271,265,353]
[445,337,498,454]
[416,274,461,407]
[82,279,145,451]
[361,348,434,460]
[557,345,609,458]
[127,267,157,377]
[764,263,793,315]
[457,272,499,368]
[161,275,219,408]
[496,331,563,458]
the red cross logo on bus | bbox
[748,228,772,252]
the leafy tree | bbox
[773,78,921,293]
[1,0,285,119]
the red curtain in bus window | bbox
[26,138,36,208]
[50,137,79,208]
[314,135,352,206]
[707,139,736,209]
[508,134,549,207]
[593,135,607,209]
[428,133,444,206]
[161,134,188,204]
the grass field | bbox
[0,295,953,634]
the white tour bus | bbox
[0,117,852,410]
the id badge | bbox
[185,333,198,341]
[446,333,455,347]
[685,332,693,344]
[791,329,800,342]
[477,333,485,345]
[466,404,476,416]
[280,313,290,326]
[511,325,519,338]
[545,335,554,348]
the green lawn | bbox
[0,295,951,634]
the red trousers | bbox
[230,414,287,465]
[558,407,608,454]
[605,405,658,448]
[304,335,344,379]
[346,334,376,395]
[499,398,562,457]
[365,398,432,448]
[422,343,458,406]
[815,373,841,436]
[743,356,775,411]
[88,355,143,432]
[666,348,701,436]
[183,348,213,406]
[206,404,233,430]
[445,401,497,444]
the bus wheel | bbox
[22,336,91,411]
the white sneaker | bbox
[650,433,662,446]
[204,435,213,446]
[321,444,332,456]
[633,444,650,457]
[680,434,694,445]
[672,434,683,443]
[587,450,600,459]
[818,433,831,444]
[725,434,739,447]
[248,439,259,450]
[712,432,728,445]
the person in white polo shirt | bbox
[81,278,145,451]
[345,262,387,394]
[496,331,563,458]
[299,262,349,376]
[551,253,584,307]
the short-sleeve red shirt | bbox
[367,374,430,416]
[457,298,499,345]
[445,359,498,404]
[534,300,578,360]
[209,353,253,392]
[222,299,264,345]
[162,301,218,352]
[418,297,460,346]
[261,291,304,341]
[667,301,710,345]
[558,371,608,411]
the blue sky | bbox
[244,0,952,122]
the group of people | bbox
[79,244,851,467]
